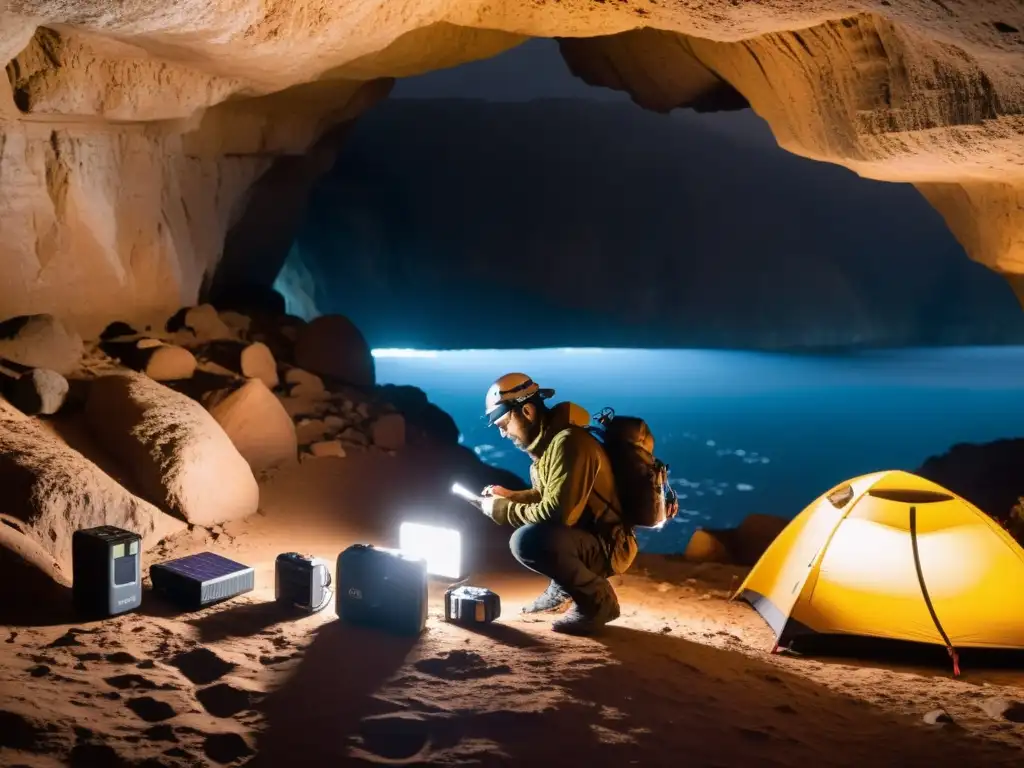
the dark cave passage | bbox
[263,38,1024,351]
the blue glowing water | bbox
[373,347,1024,554]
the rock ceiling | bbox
[1,1,1022,332]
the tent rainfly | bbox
[735,470,1024,676]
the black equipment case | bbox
[444,585,501,625]
[336,544,428,636]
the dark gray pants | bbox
[509,523,617,614]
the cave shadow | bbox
[784,633,1024,681]
[242,618,1020,767]
[449,619,547,650]
[161,369,240,403]
[244,619,420,767]
[134,592,296,642]
[184,599,298,644]
[567,626,1020,766]
[0,577,77,628]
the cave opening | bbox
[225,38,1024,553]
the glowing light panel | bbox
[399,522,463,579]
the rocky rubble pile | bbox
[0,301,471,591]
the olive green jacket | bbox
[490,402,638,574]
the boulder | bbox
[166,304,234,342]
[296,418,329,445]
[683,514,788,566]
[684,529,731,564]
[371,413,406,451]
[376,384,460,444]
[309,440,346,458]
[0,398,184,576]
[732,514,788,564]
[0,517,68,586]
[376,384,429,412]
[203,379,297,473]
[0,367,69,416]
[219,311,252,337]
[339,427,369,447]
[410,402,460,445]
[916,439,1024,522]
[284,367,326,397]
[250,320,302,367]
[99,320,139,341]
[324,414,348,432]
[279,394,332,420]
[196,340,279,389]
[0,520,75,623]
[0,314,83,375]
[294,314,375,387]
[84,372,259,527]
[100,338,197,381]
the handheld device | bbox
[450,482,482,504]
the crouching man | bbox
[474,373,637,636]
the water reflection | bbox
[374,347,1024,553]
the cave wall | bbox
[0,3,1023,334]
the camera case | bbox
[444,585,501,625]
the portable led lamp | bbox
[398,522,463,580]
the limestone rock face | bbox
[0,3,1023,329]
[0,398,185,577]
[84,372,260,527]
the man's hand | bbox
[482,485,514,498]
[479,496,498,520]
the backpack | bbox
[586,407,679,529]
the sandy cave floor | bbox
[2,450,1024,767]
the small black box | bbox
[336,544,427,636]
[72,526,142,618]
[150,552,254,610]
[444,585,501,625]
[275,553,333,613]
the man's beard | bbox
[510,421,541,453]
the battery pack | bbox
[444,585,501,625]
[72,526,142,618]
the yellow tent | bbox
[735,469,1024,674]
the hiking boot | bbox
[521,581,573,615]
[551,600,621,636]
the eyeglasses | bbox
[493,411,514,431]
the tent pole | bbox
[909,505,961,677]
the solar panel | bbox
[150,552,255,609]
[158,552,250,582]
